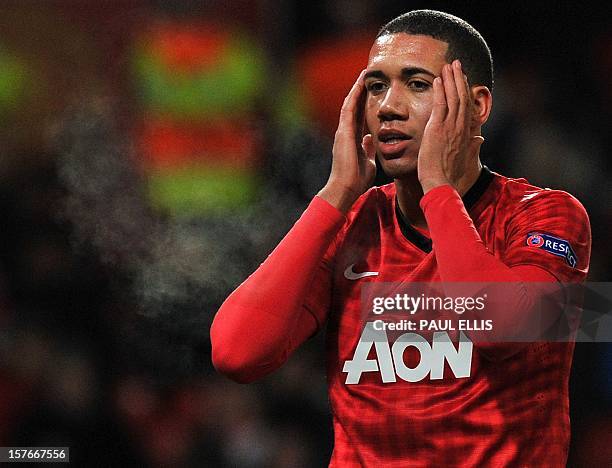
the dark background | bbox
[0,1,610,466]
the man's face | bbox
[365,33,450,179]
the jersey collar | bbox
[395,166,495,253]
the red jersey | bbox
[302,168,591,467]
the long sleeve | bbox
[210,196,345,382]
[420,185,558,283]
[420,184,590,359]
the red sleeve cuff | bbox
[311,195,347,227]
[419,184,459,212]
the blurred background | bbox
[0,0,610,466]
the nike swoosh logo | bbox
[344,264,379,280]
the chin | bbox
[378,153,418,180]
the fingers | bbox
[442,63,459,123]
[436,60,471,127]
[430,76,447,123]
[338,69,366,133]
[452,60,470,126]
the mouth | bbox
[377,130,412,157]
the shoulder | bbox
[330,183,396,248]
[492,173,591,275]
[494,173,589,224]
[344,183,395,225]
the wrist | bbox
[317,182,360,214]
[419,176,451,195]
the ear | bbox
[470,85,492,128]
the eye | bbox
[366,81,387,94]
[408,80,431,92]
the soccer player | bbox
[211,10,591,467]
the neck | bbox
[395,159,482,229]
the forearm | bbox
[211,196,345,382]
[421,185,521,282]
[420,185,559,358]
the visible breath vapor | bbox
[54,99,330,330]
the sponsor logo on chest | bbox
[343,322,473,384]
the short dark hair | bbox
[377,10,493,90]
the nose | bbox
[377,83,407,122]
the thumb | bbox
[361,134,375,161]
[469,135,485,154]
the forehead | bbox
[367,33,449,71]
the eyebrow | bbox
[364,67,437,81]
